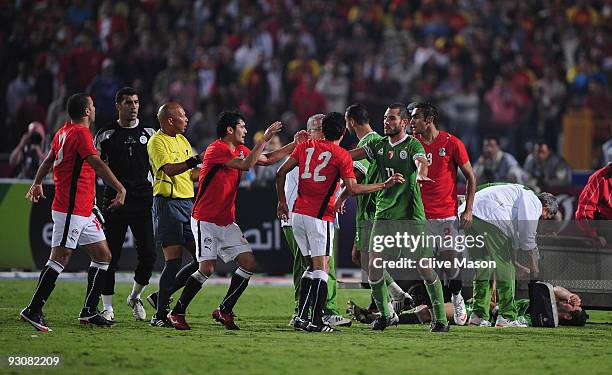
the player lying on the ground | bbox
[277,112,404,333]
[348,284,588,327]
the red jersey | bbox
[291,140,355,222]
[575,163,612,221]
[192,140,250,226]
[51,122,98,216]
[415,131,469,219]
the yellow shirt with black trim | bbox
[147,130,195,198]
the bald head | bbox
[157,102,188,136]
[157,102,181,123]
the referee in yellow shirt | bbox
[147,102,200,327]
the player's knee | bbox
[240,257,257,273]
[50,248,71,266]
[98,251,112,264]
[199,261,215,277]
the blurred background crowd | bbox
[1,0,611,193]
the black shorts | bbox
[152,196,194,247]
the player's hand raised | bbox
[383,173,405,188]
[264,121,283,142]
[277,201,289,221]
[26,183,45,203]
[108,188,126,211]
[294,130,309,143]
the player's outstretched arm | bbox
[227,121,283,171]
[348,147,367,161]
[415,155,433,182]
[160,154,202,176]
[25,150,55,203]
[257,130,308,166]
[275,156,298,221]
[343,173,404,196]
[86,154,126,209]
[459,161,476,228]
[334,167,367,213]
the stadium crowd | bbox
[2,0,611,182]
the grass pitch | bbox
[1,279,612,375]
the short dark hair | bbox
[387,102,409,120]
[66,93,90,119]
[483,135,500,145]
[115,87,139,104]
[413,102,439,125]
[322,112,345,141]
[345,103,369,125]
[559,309,588,326]
[217,110,246,138]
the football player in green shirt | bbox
[339,104,413,318]
[348,103,449,332]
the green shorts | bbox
[369,219,432,259]
[355,220,373,252]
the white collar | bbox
[388,134,409,147]
[117,119,140,129]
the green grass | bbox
[1,280,612,375]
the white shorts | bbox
[427,216,462,253]
[51,210,106,249]
[191,218,251,263]
[292,213,334,258]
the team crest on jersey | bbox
[239,150,245,159]
[439,147,446,156]
[399,150,408,160]
[377,148,384,155]
[387,150,394,159]
[139,135,148,144]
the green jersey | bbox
[362,134,426,221]
[354,132,383,223]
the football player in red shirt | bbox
[410,102,476,326]
[276,112,404,332]
[167,111,307,330]
[21,93,126,331]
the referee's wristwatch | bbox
[185,154,202,169]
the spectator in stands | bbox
[1,0,612,172]
[290,73,327,126]
[483,75,526,153]
[87,59,123,129]
[15,90,46,139]
[315,56,350,114]
[473,136,526,184]
[446,80,480,157]
[524,140,572,191]
[6,62,35,118]
[534,67,566,148]
[9,122,48,179]
[60,33,105,92]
